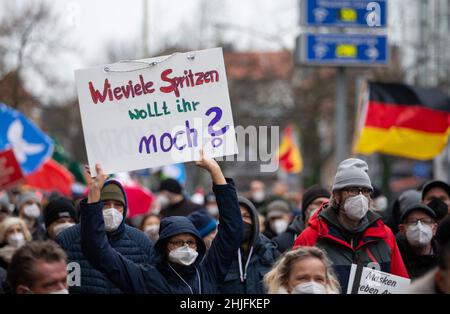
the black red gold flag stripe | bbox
[353,82,450,160]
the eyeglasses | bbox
[344,187,372,196]
[168,240,197,248]
[404,218,435,226]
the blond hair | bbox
[264,246,341,294]
[0,217,32,244]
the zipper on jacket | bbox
[352,250,361,264]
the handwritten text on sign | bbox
[75,48,237,175]
[347,264,411,294]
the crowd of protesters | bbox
[0,153,450,294]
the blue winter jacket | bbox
[56,180,154,294]
[80,178,243,294]
[219,196,278,294]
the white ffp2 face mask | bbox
[8,233,25,248]
[374,196,388,212]
[344,194,369,220]
[292,281,327,294]
[406,221,433,247]
[168,245,198,266]
[103,207,123,232]
[48,288,69,294]
[144,224,160,241]
[157,195,170,209]
[252,191,265,203]
[54,222,75,237]
[23,204,40,218]
[272,219,289,235]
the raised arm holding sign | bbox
[80,150,243,293]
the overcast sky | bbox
[57,0,298,64]
[1,0,416,103]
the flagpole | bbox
[142,0,149,57]
[433,144,447,181]
[335,66,347,164]
[351,78,368,155]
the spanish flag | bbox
[278,125,303,173]
[353,82,450,160]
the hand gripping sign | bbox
[75,48,238,175]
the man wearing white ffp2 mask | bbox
[167,239,199,266]
[55,177,155,294]
[16,191,46,240]
[293,158,409,289]
[100,183,126,232]
[44,197,78,240]
[398,203,439,279]
[265,200,292,237]
[330,158,374,232]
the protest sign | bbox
[0,148,25,189]
[347,263,411,294]
[75,48,237,175]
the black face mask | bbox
[426,197,448,220]
[242,222,253,243]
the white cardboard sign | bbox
[347,263,411,294]
[75,47,237,175]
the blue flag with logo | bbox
[0,103,54,174]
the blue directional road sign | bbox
[302,0,387,27]
[298,33,388,66]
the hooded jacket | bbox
[219,197,278,294]
[293,202,409,291]
[56,180,154,294]
[80,178,243,293]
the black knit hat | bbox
[159,178,182,194]
[301,185,331,222]
[400,203,436,223]
[44,197,78,228]
[421,180,450,200]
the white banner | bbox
[75,47,237,175]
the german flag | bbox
[353,82,450,160]
[278,125,303,173]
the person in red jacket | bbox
[293,158,408,292]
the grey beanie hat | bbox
[332,158,372,191]
[17,191,41,209]
[398,190,421,217]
